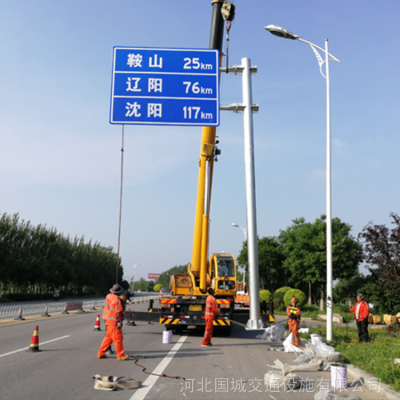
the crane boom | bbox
[190,0,225,293]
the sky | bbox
[1,1,399,282]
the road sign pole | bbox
[220,59,262,330]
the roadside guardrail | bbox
[0,296,159,320]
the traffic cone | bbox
[94,315,101,331]
[27,326,41,352]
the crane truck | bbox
[125,1,272,332]
[155,0,240,334]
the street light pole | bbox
[264,25,339,343]
[232,223,247,291]
[132,263,140,290]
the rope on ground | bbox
[129,354,186,381]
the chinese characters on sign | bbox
[180,377,382,394]
[148,273,161,280]
[110,47,220,126]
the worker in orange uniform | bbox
[98,284,130,360]
[201,288,220,347]
[347,293,369,343]
[286,296,301,346]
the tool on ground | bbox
[93,375,141,391]
[27,325,40,352]
[94,314,101,331]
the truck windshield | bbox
[217,258,235,278]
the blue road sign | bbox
[110,47,220,126]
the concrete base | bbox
[245,318,264,330]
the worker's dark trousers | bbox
[356,319,369,342]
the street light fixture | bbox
[231,223,247,293]
[264,24,339,343]
[231,223,247,240]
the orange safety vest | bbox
[204,295,220,321]
[102,293,123,326]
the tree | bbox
[359,213,400,314]
[237,236,285,292]
[279,216,362,310]
[333,273,368,308]
[155,264,188,288]
[0,211,120,297]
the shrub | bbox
[259,290,272,303]
[273,287,292,301]
[153,284,163,292]
[273,299,285,311]
[283,289,306,307]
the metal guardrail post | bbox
[62,303,69,314]
[42,304,51,317]
[14,307,25,321]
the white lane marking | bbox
[0,335,70,358]
[130,335,187,400]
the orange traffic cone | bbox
[27,326,40,352]
[94,314,101,331]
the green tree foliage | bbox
[273,287,292,300]
[279,216,362,309]
[333,274,368,308]
[154,283,163,292]
[155,264,187,288]
[358,275,395,314]
[359,213,400,314]
[133,278,148,292]
[237,236,285,292]
[259,290,272,303]
[283,288,306,307]
[0,212,122,296]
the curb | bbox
[346,364,400,400]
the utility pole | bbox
[221,59,263,330]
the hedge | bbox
[273,287,292,301]
[283,289,306,307]
[259,290,272,303]
[153,284,163,292]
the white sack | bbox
[256,324,286,341]
[311,340,335,355]
[264,372,301,390]
[293,353,311,363]
[314,389,361,400]
[267,359,324,375]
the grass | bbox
[299,325,400,392]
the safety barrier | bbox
[0,296,158,320]
[62,301,84,314]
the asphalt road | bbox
[0,301,386,400]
